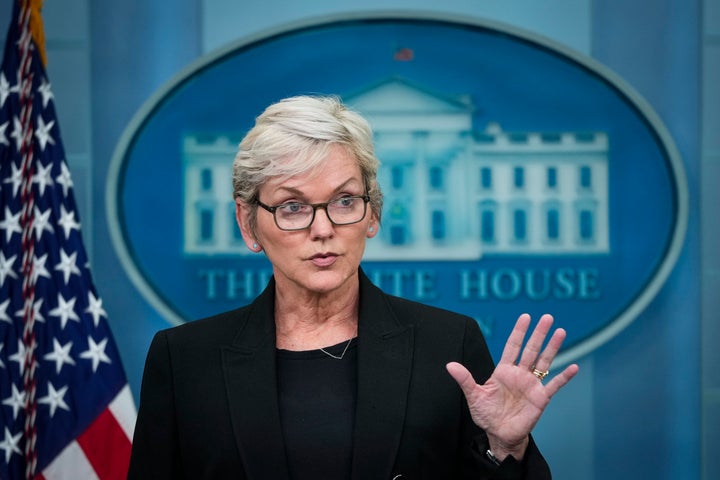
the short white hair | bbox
[232,95,383,231]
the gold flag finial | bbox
[24,0,47,66]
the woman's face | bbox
[236,145,378,298]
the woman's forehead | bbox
[264,170,364,196]
[264,147,363,192]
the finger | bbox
[544,364,580,397]
[446,362,479,398]
[517,314,554,369]
[532,327,567,373]
[498,313,532,366]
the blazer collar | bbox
[221,280,291,479]
[221,271,414,480]
[351,270,414,479]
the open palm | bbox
[447,314,579,459]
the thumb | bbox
[446,361,478,397]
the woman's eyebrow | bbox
[273,177,363,197]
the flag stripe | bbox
[41,441,100,480]
[108,385,136,441]
[76,407,132,480]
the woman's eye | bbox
[280,203,304,214]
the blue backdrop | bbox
[0,1,704,479]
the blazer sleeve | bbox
[459,318,552,480]
[127,330,181,480]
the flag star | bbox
[0,343,4,368]
[10,115,23,151]
[0,206,22,242]
[49,293,80,329]
[0,300,11,324]
[38,382,71,418]
[34,115,56,151]
[0,299,11,324]
[0,120,9,146]
[8,340,27,375]
[31,253,52,284]
[44,338,76,374]
[85,292,107,327]
[55,248,81,284]
[0,251,18,287]
[32,160,55,196]
[80,336,112,372]
[2,384,25,420]
[14,298,45,325]
[0,428,22,463]
[0,71,19,107]
[55,162,74,197]
[38,77,54,108]
[33,206,55,240]
[57,204,81,239]
[2,162,23,197]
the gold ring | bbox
[531,367,549,380]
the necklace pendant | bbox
[319,338,353,360]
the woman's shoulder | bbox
[385,293,470,322]
[159,278,275,341]
[360,270,478,334]
[380,291,482,340]
[155,303,254,346]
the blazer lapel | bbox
[221,282,290,480]
[351,271,414,479]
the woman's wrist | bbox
[486,435,529,462]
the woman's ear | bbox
[235,200,262,252]
[366,213,379,239]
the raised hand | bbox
[446,313,579,460]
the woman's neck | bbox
[274,283,359,351]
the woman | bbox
[128,95,579,479]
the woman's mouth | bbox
[309,252,338,267]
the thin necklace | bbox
[319,338,353,360]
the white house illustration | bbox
[182,78,609,259]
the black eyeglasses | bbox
[256,195,370,231]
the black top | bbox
[276,338,358,480]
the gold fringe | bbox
[24,0,47,66]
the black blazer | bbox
[128,270,551,479]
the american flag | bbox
[0,1,135,479]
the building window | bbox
[199,209,214,242]
[429,166,444,190]
[579,166,592,189]
[514,167,525,189]
[479,200,497,244]
[579,209,594,241]
[513,209,527,241]
[481,209,495,243]
[547,167,557,189]
[388,201,408,245]
[392,166,404,189]
[547,209,560,240]
[480,167,492,190]
[431,210,445,240]
[390,225,406,245]
[201,168,213,191]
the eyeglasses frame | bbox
[255,194,370,231]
